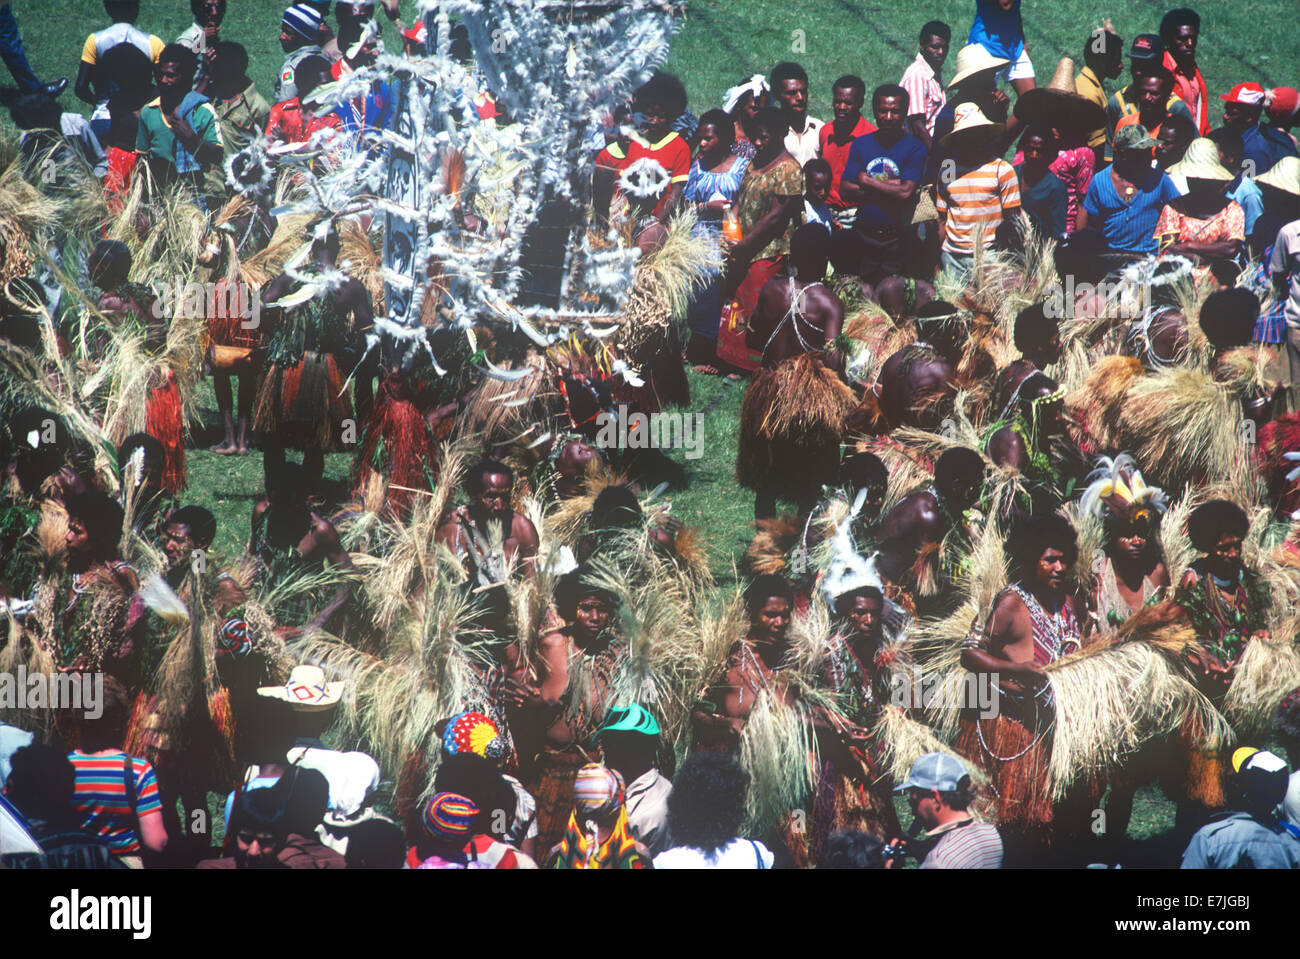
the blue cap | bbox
[895,752,968,792]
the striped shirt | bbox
[68,751,162,856]
[900,53,946,136]
[920,818,1003,868]
[936,159,1021,254]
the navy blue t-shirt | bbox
[840,131,928,232]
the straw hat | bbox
[1256,156,1300,196]
[947,44,1009,89]
[1166,138,1234,182]
[940,102,1005,151]
[1012,57,1107,134]
[257,664,345,712]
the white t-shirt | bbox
[654,837,774,869]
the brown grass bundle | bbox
[1064,355,1142,451]
[1224,633,1300,739]
[239,213,314,288]
[338,217,385,315]
[1043,602,1230,800]
[746,515,800,576]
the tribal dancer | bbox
[955,514,1096,866]
[984,372,1071,518]
[256,225,368,494]
[1169,500,1270,835]
[509,566,625,858]
[737,224,853,519]
[803,583,904,864]
[1080,454,1171,629]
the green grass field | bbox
[11,1,1297,864]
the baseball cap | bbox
[895,752,968,792]
[1129,34,1164,61]
[1231,747,1290,805]
[1221,82,1267,106]
[1114,124,1159,152]
[282,4,324,41]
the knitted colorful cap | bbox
[441,711,506,761]
[282,4,324,41]
[573,763,623,815]
[422,792,480,840]
[217,617,252,657]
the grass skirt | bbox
[736,353,856,493]
[253,351,352,452]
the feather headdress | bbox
[1079,453,1168,528]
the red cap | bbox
[404,22,427,45]
[1267,87,1300,123]
[1220,82,1266,106]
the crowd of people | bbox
[1,0,1300,872]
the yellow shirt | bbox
[1075,66,1107,149]
[81,25,164,66]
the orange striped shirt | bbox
[936,159,1021,254]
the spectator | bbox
[1104,35,1194,164]
[2,744,120,869]
[802,158,837,232]
[1160,8,1209,136]
[718,107,803,373]
[328,17,393,137]
[0,2,67,98]
[1013,57,1104,234]
[1158,139,1245,269]
[68,676,168,867]
[1077,24,1124,165]
[895,752,1003,868]
[202,767,345,869]
[197,42,271,159]
[771,61,822,166]
[265,55,341,147]
[1181,748,1300,868]
[1265,87,1300,151]
[1115,67,1180,147]
[551,763,652,868]
[1015,127,1068,240]
[900,21,950,147]
[839,84,926,284]
[1270,196,1300,408]
[10,92,107,181]
[936,103,1023,274]
[103,94,141,213]
[682,108,748,374]
[176,0,226,83]
[967,0,1035,95]
[1248,158,1300,348]
[409,788,530,869]
[1222,82,1300,179]
[343,818,406,869]
[135,44,224,207]
[434,712,539,859]
[654,751,774,868]
[277,3,326,104]
[598,704,673,856]
[929,44,1010,185]
[722,74,770,162]
[1079,125,1181,260]
[1204,127,1264,236]
[625,71,693,223]
[819,75,875,223]
[75,0,165,143]
[1155,112,1198,171]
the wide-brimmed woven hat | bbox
[940,102,1004,151]
[1013,57,1107,134]
[257,664,344,712]
[1257,156,1300,196]
[947,44,1009,89]
[1167,138,1234,182]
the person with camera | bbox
[890,752,1003,868]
